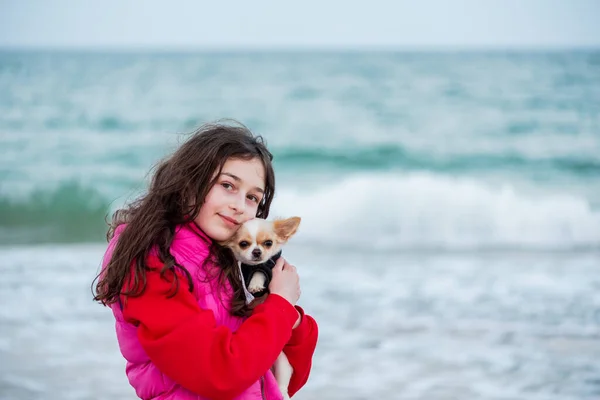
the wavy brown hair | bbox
[92,121,275,317]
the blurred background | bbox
[1,1,599,399]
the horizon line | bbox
[1,43,599,53]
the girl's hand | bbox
[251,293,302,328]
[268,257,301,306]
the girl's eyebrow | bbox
[221,172,265,194]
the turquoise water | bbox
[1,50,599,247]
[1,51,599,400]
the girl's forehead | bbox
[220,157,266,189]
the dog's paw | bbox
[248,283,266,294]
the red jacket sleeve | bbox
[284,306,319,397]
[121,266,299,400]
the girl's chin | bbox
[210,226,237,242]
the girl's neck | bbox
[186,220,213,244]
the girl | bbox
[93,122,318,400]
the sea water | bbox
[1,50,599,399]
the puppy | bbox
[220,216,301,400]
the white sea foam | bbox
[272,172,600,251]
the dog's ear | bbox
[274,217,301,242]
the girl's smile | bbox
[218,213,240,227]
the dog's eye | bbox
[239,241,250,249]
[263,240,273,247]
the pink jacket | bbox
[102,223,286,400]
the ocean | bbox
[1,50,599,399]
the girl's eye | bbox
[221,182,233,190]
[247,195,259,203]
[239,241,250,249]
[264,240,273,247]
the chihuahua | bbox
[220,216,301,400]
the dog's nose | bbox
[252,248,262,258]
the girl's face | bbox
[194,157,266,242]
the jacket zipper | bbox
[260,375,266,399]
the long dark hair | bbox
[92,121,275,317]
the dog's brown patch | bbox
[257,230,275,245]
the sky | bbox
[1,0,599,49]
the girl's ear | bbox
[274,217,301,242]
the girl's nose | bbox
[230,194,246,213]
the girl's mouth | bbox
[218,214,239,226]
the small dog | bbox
[220,216,301,400]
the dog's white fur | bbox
[220,217,301,400]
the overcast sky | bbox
[1,0,599,49]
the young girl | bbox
[93,122,318,400]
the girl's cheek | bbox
[244,207,259,221]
